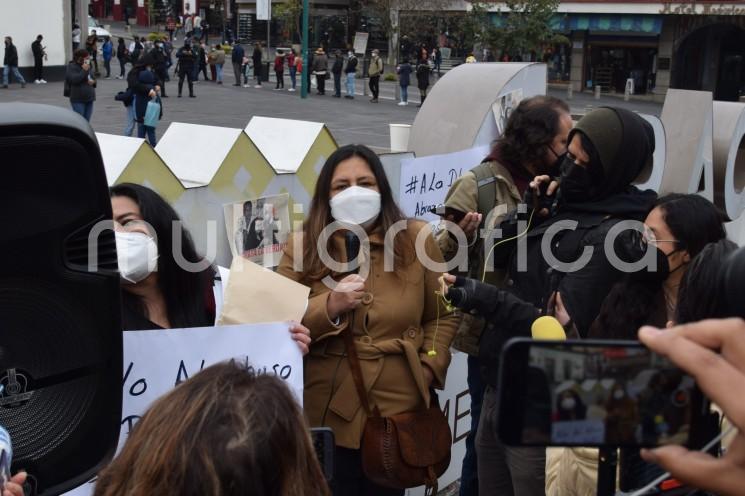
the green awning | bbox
[491,13,663,35]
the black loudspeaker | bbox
[0,103,122,495]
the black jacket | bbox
[176,46,196,73]
[232,44,245,63]
[345,55,357,74]
[65,62,96,103]
[126,66,152,108]
[3,43,18,66]
[31,40,44,60]
[252,47,262,65]
[332,57,343,75]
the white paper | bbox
[64,323,302,496]
[398,145,491,223]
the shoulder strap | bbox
[471,162,498,228]
[341,323,376,417]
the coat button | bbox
[362,293,374,305]
[408,328,417,339]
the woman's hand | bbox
[148,89,157,98]
[327,274,365,321]
[3,472,27,496]
[639,319,745,496]
[288,321,311,355]
[457,212,482,240]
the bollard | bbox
[567,84,573,100]
[595,85,601,100]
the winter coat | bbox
[396,62,412,87]
[276,221,458,449]
[176,46,196,73]
[65,61,96,103]
[102,40,113,61]
[126,66,151,108]
[3,43,18,67]
[133,68,159,122]
[31,40,44,60]
[345,55,357,74]
[312,54,328,74]
[213,49,226,65]
[368,55,383,77]
[274,55,285,72]
[331,56,343,75]
[117,42,129,60]
[416,61,430,90]
[252,46,262,65]
[232,44,245,63]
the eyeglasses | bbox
[642,225,679,247]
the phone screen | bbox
[498,339,704,448]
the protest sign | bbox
[398,145,490,224]
[492,89,524,136]
[224,193,291,268]
[64,322,302,496]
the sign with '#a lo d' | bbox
[353,32,369,55]
[64,322,303,496]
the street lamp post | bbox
[300,0,309,98]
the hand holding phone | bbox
[638,319,745,496]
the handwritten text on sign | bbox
[64,322,302,496]
[398,146,491,223]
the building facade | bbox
[488,1,745,102]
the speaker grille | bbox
[0,279,100,461]
[64,221,118,273]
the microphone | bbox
[0,425,11,489]
[531,316,566,340]
[344,231,360,275]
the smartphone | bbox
[497,338,708,448]
[310,427,335,482]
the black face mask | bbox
[559,158,593,202]
[621,230,682,285]
[548,147,566,174]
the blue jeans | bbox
[3,65,26,86]
[216,63,223,82]
[400,85,408,102]
[124,104,136,136]
[346,73,355,96]
[137,123,156,146]
[460,355,485,496]
[71,101,94,121]
[289,66,297,89]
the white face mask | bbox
[330,186,381,227]
[561,397,576,410]
[115,231,159,284]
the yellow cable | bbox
[480,209,535,282]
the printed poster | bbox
[224,193,290,268]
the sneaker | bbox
[115,76,123,80]
[189,94,196,98]
[397,101,407,106]
[34,79,41,84]
[288,88,295,92]
[40,79,47,84]
[243,84,249,88]
[254,85,262,88]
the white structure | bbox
[1,0,77,80]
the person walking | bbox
[31,35,48,84]
[116,38,129,79]
[166,16,176,41]
[368,49,383,103]
[396,57,412,106]
[252,42,263,88]
[231,41,245,86]
[86,31,100,76]
[176,41,196,98]
[415,51,431,108]
[311,47,328,95]
[213,44,225,84]
[65,48,96,121]
[102,37,113,79]
[274,51,285,89]
[331,50,343,97]
[72,23,81,51]
[286,48,296,91]
[2,37,26,89]
[344,49,357,99]
[134,53,162,146]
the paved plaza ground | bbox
[0,23,663,152]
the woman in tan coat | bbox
[277,144,458,495]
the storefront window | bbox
[586,43,657,94]
[543,43,571,83]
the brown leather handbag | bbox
[342,327,452,495]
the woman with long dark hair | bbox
[277,144,457,495]
[111,183,311,355]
